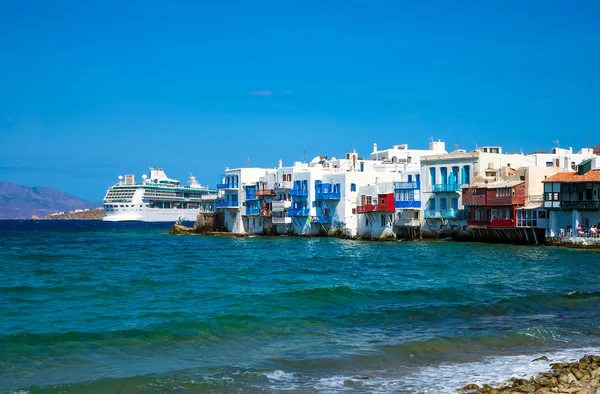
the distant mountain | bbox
[0,182,101,219]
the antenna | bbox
[553,139,560,151]
[303,148,306,163]
[247,157,250,168]
[588,130,591,149]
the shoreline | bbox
[459,354,600,394]
[169,222,600,250]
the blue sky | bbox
[1,0,598,201]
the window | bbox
[352,208,356,214]
[351,183,356,192]
[381,214,385,226]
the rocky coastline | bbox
[170,214,600,250]
[460,355,600,394]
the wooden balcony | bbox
[255,189,276,197]
[356,204,375,214]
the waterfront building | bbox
[356,183,396,239]
[368,140,447,239]
[418,144,594,235]
[217,167,272,233]
[544,157,600,237]
[462,167,555,243]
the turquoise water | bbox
[1,220,600,393]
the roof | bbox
[543,169,600,183]
[519,201,543,210]
[466,180,524,189]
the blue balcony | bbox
[395,201,421,209]
[216,200,239,208]
[315,191,341,200]
[290,188,308,197]
[288,208,310,217]
[217,183,239,190]
[394,181,420,190]
[245,207,260,216]
[311,215,331,224]
[432,183,461,193]
[424,209,465,219]
[315,183,341,200]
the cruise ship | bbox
[103,168,217,222]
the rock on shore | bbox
[460,355,600,394]
[169,212,225,235]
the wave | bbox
[13,347,600,394]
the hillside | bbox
[41,208,105,220]
[0,182,101,219]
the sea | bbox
[1,220,600,393]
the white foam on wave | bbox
[400,347,600,393]
[263,369,299,391]
[260,347,600,393]
[264,369,296,381]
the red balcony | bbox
[462,189,487,206]
[373,204,395,212]
[490,219,516,228]
[255,189,276,197]
[357,204,375,214]
[486,183,526,206]
[487,195,526,206]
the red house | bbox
[463,181,526,228]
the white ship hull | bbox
[103,207,201,222]
[102,168,216,223]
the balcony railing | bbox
[311,215,331,223]
[217,183,239,190]
[275,181,293,190]
[288,208,309,217]
[245,207,260,216]
[315,191,341,200]
[245,193,256,200]
[272,216,292,224]
[356,204,375,214]
[272,200,292,211]
[290,188,309,197]
[395,201,421,209]
[216,200,239,208]
[431,183,461,193]
[462,193,486,205]
[490,219,515,228]
[556,201,600,210]
[394,181,420,190]
[424,209,465,219]
[255,189,276,197]
[374,204,395,212]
